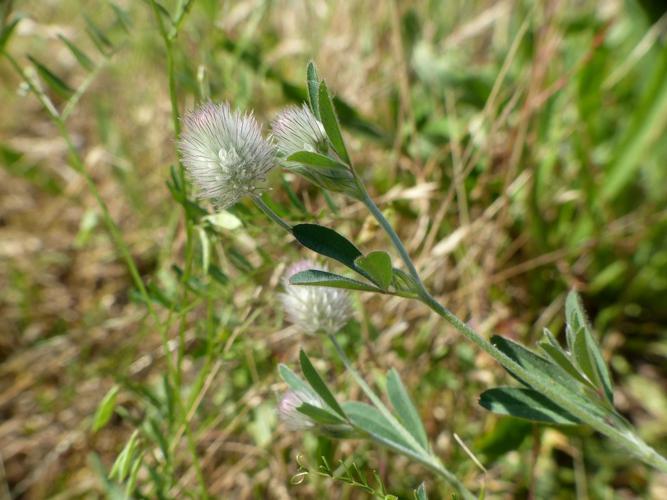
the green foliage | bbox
[318,82,351,165]
[299,350,347,419]
[287,151,348,169]
[386,369,428,449]
[91,385,120,433]
[479,387,580,425]
[290,269,383,293]
[355,251,394,290]
[566,291,614,403]
[306,62,321,119]
[0,16,21,52]
[292,223,363,271]
[3,0,667,498]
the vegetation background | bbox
[1,0,667,498]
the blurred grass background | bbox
[1,0,667,498]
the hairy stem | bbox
[361,184,667,472]
[253,195,293,232]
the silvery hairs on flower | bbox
[178,102,276,208]
[272,104,328,157]
[277,389,322,431]
[280,260,353,335]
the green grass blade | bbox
[58,34,95,71]
[27,55,74,98]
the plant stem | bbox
[328,334,475,500]
[358,186,425,292]
[253,195,293,232]
[361,186,667,472]
[147,3,210,497]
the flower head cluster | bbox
[280,260,353,335]
[178,102,276,208]
[277,389,322,431]
[272,104,328,157]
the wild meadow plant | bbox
[3,1,667,496]
[175,63,667,497]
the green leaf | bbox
[414,483,428,500]
[0,16,22,52]
[208,264,229,285]
[290,269,381,292]
[306,62,320,119]
[299,350,346,419]
[27,55,74,98]
[109,430,140,481]
[475,417,532,464]
[491,335,578,391]
[479,387,580,425]
[297,403,347,426]
[124,454,143,499]
[287,150,347,169]
[84,15,114,55]
[355,251,393,289]
[491,335,609,421]
[278,364,312,394]
[292,223,362,271]
[109,1,132,33]
[386,368,428,449]
[91,385,119,432]
[342,401,418,456]
[541,327,561,348]
[571,324,600,387]
[538,339,591,387]
[284,163,359,198]
[318,82,350,164]
[58,34,95,71]
[566,291,614,403]
[143,417,168,462]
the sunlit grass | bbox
[1,0,666,498]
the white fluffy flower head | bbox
[178,102,276,208]
[280,260,353,335]
[277,389,322,431]
[272,104,328,157]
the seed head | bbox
[280,260,353,335]
[277,389,322,431]
[272,104,328,157]
[178,102,276,208]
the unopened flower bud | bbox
[277,389,322,431]
[272,104,328,157]
[277,388,355,438]
[280,260,353,335]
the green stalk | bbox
[359,186,667,472]
[327,334,475,500]
[148,3,209,496]
[253,195,293,232]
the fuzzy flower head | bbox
[277,389,322,431]
[178,102,276,208]
[280,260,353,335]
[272,104,328,157]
